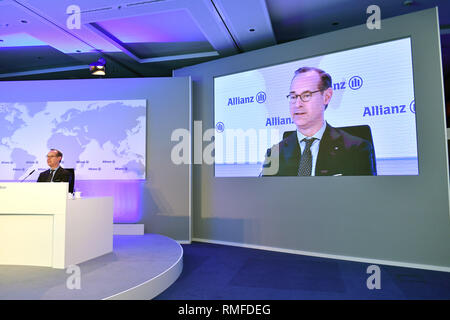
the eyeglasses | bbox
[286,90,321,103]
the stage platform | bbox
[0,234,183,300]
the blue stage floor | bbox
[156,242,450,300]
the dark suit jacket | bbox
[261,124,377,176]
[37,167,73,189]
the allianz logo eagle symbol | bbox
[227,91,267,106]
[216,122,225,133]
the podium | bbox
[0,183,113,269]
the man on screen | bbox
[261,66,377,176]
[37,149,73,186]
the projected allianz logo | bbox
[333,76,363,91]
[363,100,415,117]
[227,91,266,106]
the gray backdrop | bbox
[174,8,450,269]
[0,77,192,242]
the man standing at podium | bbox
[37,149,72,186]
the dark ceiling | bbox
[0,0,449,85]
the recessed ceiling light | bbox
[249,28,255,32]
[21,20,28,24]
[76,50,81,53]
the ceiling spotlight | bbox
[89,57,106,76]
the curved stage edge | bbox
[0,234,183,300]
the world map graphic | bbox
[0,100,146,180]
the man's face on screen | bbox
[47,150,61,169]
[289,71,331,136]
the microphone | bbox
[20,169,35,182]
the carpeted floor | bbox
[155,242,450,300]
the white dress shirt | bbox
[49,166,60,182]
[296,121,327,176]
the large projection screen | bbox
[174,8,450,270]
[214,38,418,177]
[1,99,146,180]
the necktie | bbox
[298,138,316,176]
[47,170,55,182]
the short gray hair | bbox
[50,149,63,162]
[293,66,332,91]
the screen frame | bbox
[174,7,450,270]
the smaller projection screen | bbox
[214,37,417,177]
[0,99,146,180]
